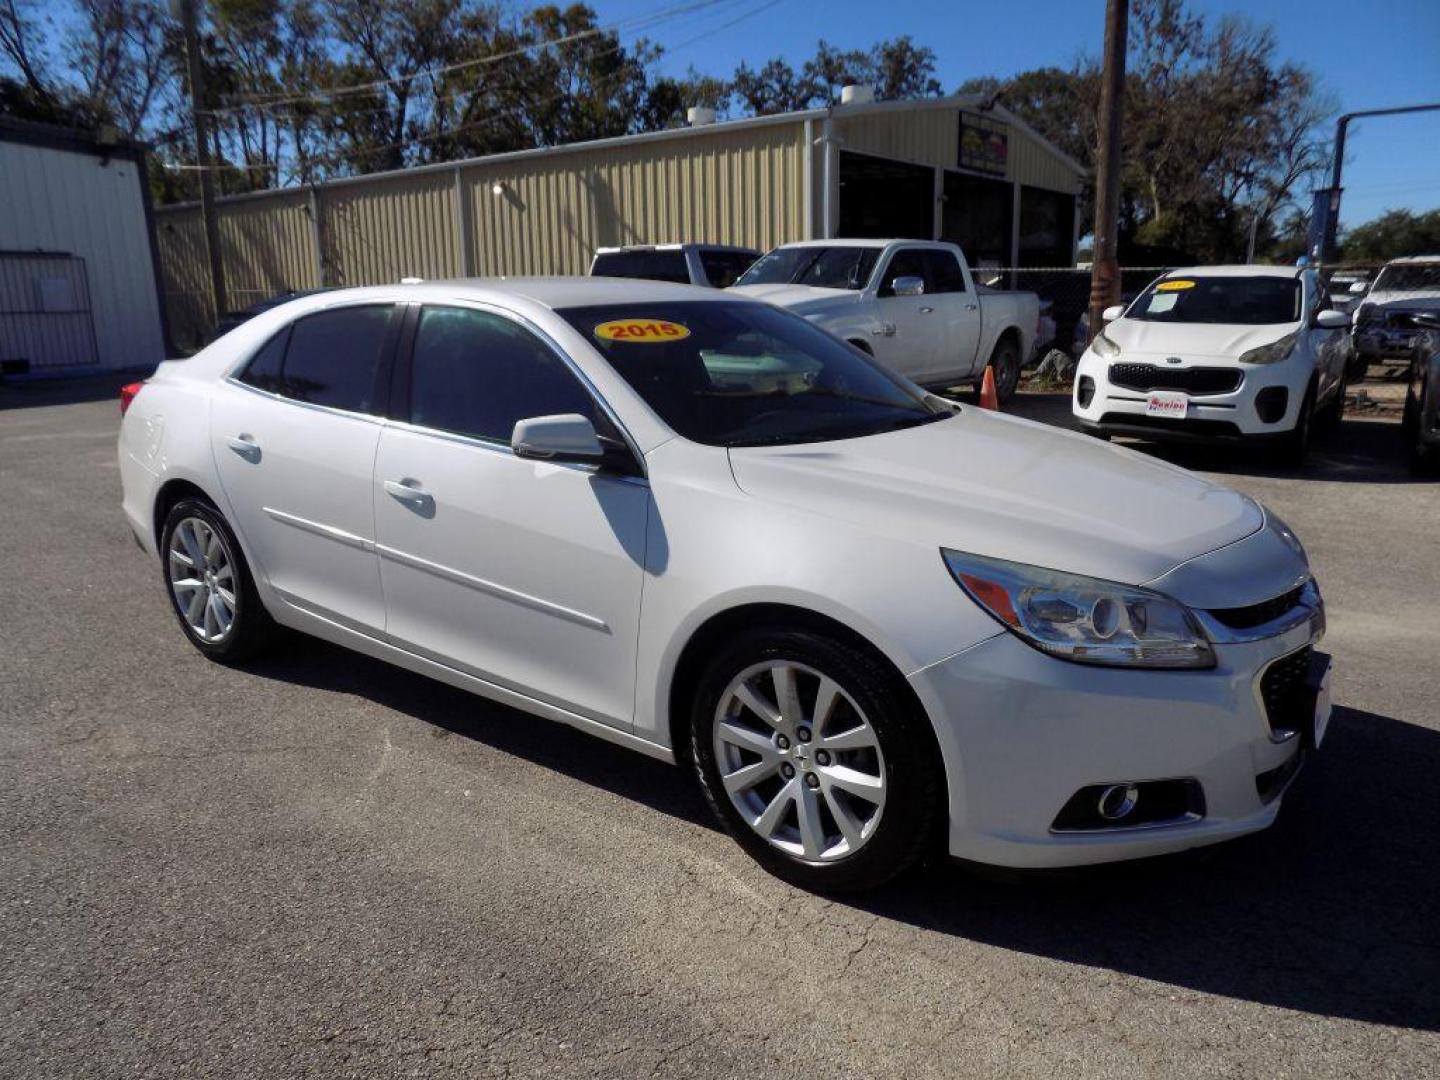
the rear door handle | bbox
[918,306,935,314]
[964,303,978,311]
[870,323,896,337]
[227,434,260,462]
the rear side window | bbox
[238,328,288,393]
[591,250,691,284]
[409,306,598,444]
[238,306,394,413]
[924,250,967,293]
[699,250,757,288]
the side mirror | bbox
[1315,310,1350,330]
[1102,304,1125,322]
[511,414,605,465]
[891,275,925,297]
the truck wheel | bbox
[987,337,1022,403]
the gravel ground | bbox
[2,377,1437,1078]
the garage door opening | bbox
[838,152,935,240]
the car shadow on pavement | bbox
[242,632,715,831]
[858,704,1440,1031]
[0,371,155,411]
[1008,391,1430,485]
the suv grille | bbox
[1209,583,1306,630]
[1259,646,1313,736]
[1109,363,1243,396]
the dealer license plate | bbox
[1146,390,1189,418]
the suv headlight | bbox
[1092,329,1122,358]
[1238,331,1298,365]
[942,550,1215,669]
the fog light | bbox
[1077,375,1096,408]
[1097,783,1139,820]
[1256,386,1288,424]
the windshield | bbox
[735,247,879,291]
[558,301,949,447]
[1372,264,1440,293]
[1127,276,1301,325]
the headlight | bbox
[942,550,1216,669]
[1092,329,1122,358]
[1238,331,1298,365]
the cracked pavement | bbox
[2,379,1437,1077]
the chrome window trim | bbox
[223,374,387,427]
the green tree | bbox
[1339,209,1440,263]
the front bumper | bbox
[909,611,1329,869]
[1354,325,1418,359]
[1072,351,1310,440]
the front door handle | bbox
[870,323,896,337]
[384,478,431,503]
[964,303,978,311]
[227,434,260,462]
[918,306,935,314]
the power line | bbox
[204,0,731,117]
[161,0,785,178]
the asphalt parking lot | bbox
[2,377,1437,1078]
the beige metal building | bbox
[155,94,1086,347]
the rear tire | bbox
[159,497,275,663]
[689,627,944,893]
[988,336,1022,403]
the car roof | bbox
[275,276,745,312]
[1162,265,1304,279]
[774,239,943,249]
[593,243,759,254]
[1383,255,1440,264]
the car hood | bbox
[727,284,857,312]
[1367,291,1440,312]
[1104,317,1298,360]
[727,408,1265,591]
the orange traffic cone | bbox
[978,364,999,411]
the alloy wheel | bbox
[167,516,238,643]
[712,660,887,862]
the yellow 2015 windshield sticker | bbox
[1156,279,1196,291]
[594,319,691,342]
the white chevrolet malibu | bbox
[118,279,1332,892]
[1073,265,1352,463]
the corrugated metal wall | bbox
[0,139,166,369]
[154,120,809,344]
[836,105,1083,195]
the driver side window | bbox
[878,250,929,297]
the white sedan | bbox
[1073,265,1351,463]
[118,279,1331,892]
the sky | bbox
[602,0,1440,231]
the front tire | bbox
[689,627,944,892]
[1275,383,1316,467]
[160,497,275,662]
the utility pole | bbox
[1087,0,1128,346]
[1308,102,1440,264]
[173,0,227,324]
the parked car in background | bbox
[1072,265,1351,464]
[589,244,759,289]
[1352,256,1440,370]
[117,278,1331,892]
[1325,271,1369,317]
[206,290,321,343]
[730,239,1039,402]
[1402,311,1440,474]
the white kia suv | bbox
[1072,265,1351,463]
[118,279,1332,891]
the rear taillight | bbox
[119,381,145,415]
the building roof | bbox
[0,116,149,163]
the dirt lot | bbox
[2,376,1437,1078]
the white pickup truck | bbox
[729,239,1039,401]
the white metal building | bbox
[0,118,170,373]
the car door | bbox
[870,247,942,381]
[373,303,649,731]
[921,248,983,380]
[210,303,400,634]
